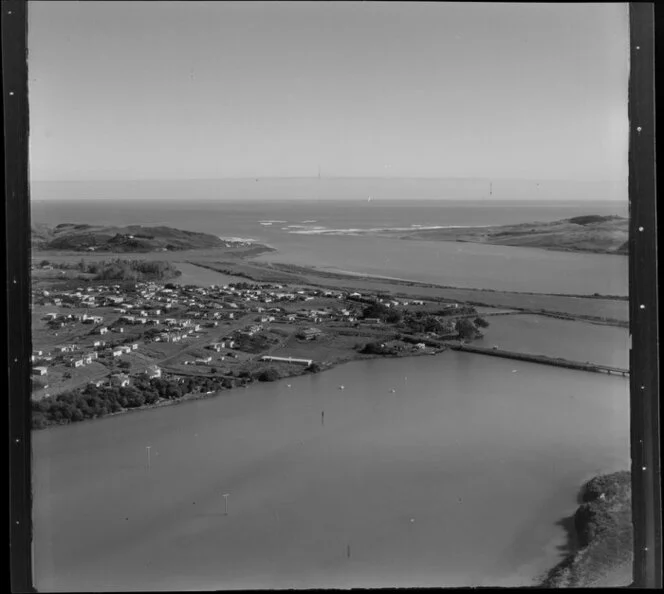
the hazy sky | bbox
[28,1,629,182]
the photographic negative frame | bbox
[5,2,660,590]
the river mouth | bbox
[32,350,630,591]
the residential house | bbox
[142,365,162,379]
[32,366,48,376]
[110,373,130,387]
[301,327,323,341]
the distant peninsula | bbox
[399,215,628,255]
[32,223,235,253]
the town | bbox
[30,266,488,427]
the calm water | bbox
[480,315,629,369]
[32,350,629,591]
[172,262,243,287]
[31,193,628,295]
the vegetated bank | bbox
[396,215,628,255]
[30,339,453,430]
[540,471,633,588]
[31,223,230,252]
[33,258,182,282]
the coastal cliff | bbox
[541,470,633,588]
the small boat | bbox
[389,389,396,393]
[338,385,345,390]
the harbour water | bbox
[32,350,629,591]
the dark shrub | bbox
[257,368,280,382]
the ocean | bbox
[30,180,628,295]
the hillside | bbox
[32,223,228,253]
[400,215,628,255]
[541,471,633,588]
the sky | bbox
[28,1,630,183]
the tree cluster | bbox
[77,259,181,281]
[362,301,403,324]
[31,375,234,429]
[361,342,397,355]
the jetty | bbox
[446,343,629,377]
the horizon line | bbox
[30,176,628,184]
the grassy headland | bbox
[32,223,234,252]
[540,471,633,588]
[398,215,628,255]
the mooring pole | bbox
[223,493,229,515]
[146,446,151,469]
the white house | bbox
[143,365,161,379]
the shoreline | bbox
[182,261,628,327]
[31,347,446,430]
[235,261,628,301]
[538,471,633,588]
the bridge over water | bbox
[445,342,629,377]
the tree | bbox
[457,318,480,340]
[362,301,390,320]
[257,368,280,382]
[474,316,490,328]
[385,310,403,324]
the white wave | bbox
[218,236,257,243]
[287,224,493,236]
[259,220,287,223]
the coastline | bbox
[31,346,445,430]
[182,260,628,326]
[539,471,633,588]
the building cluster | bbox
[31,277,461,398]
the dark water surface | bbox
[33,351,629,591]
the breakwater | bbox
[446,343,629,376]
